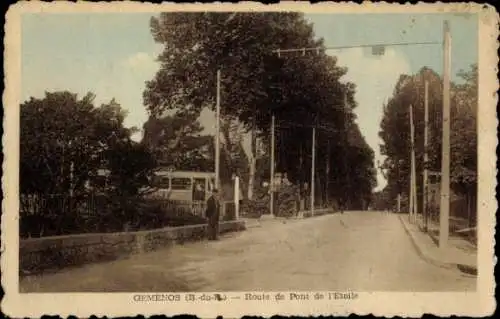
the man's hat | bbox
[212,188,219,193]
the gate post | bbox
[234,176,240,220]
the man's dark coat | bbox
[205,195,220,239]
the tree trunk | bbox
[299,143,305,210]
[325,141,330,207]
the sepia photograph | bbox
[2,2,497,318]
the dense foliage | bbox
[144,12,377,209]
[19,92,198,237]
[142,111,214,171]
[379,65,478,212]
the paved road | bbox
[20,211,476,292]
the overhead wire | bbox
[273,41,442,55]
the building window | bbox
[171,177,191,190]
[153,176,170,189]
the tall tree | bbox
[21,91,106,197]
[379,64,477,213]
[142,111,214,172]
[220,115,250,197]
[450,64,477,196]
[144,12,375,208]
[379,68,443,207]
[20,91,156,236]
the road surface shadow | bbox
[20,248,212,293]
[456,264,478,277]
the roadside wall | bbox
[20,220,246,275]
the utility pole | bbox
[409,104,416,222]
[311,127,316,216]
[270,115,275,217]
[439,20,451,249]
[397,193,401,213]
[413,145,418,222]
[248,111,257,200]
[326,139,330,207]
[396,159,401,213]
[234,175,240,220]
[343,91,349,212]
[215,69,221,189]
[69,161,74,197]
[273,40,443,215]
[299,144,304,211]
[423,80,429,232]
[68,139,74,198]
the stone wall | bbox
[302,208,335,218]
[20,220,246,275]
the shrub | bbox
[135,199,207,229]
[19,193,210,237]
[275,185,299,217]
[241,195,270,218]
[239,185,300,218]
[222,202,236,221]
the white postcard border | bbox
[2,2,498,317]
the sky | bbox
[21,12,478,191]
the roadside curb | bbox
[240,218,261,229]
[398,215,477,276]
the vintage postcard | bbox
[2,1,498,317]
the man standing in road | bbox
[338,198,345,214]
[205,188,221,240]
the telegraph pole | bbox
[413,146,418,222]
[343,91,349,212]
[423,80,429,231]
[397,159,401,213]
[408,114,413,220]
[215,69,221,189]
[68,139,74,198]
[326,139,330,207]
[409,104,416,222]
[397,193,401,213]
[439,20,451,249]
[270,115,275,217]
[273,40,443,216]
[248,113,257,200]
[69,161,74,197]
[311,127,316,216]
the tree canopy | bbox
[142,110,249,196]
[144,12,376,207]
[20,91,156,236]
[379,64,478,208]
[450,64,477,194]
[142,112,214,172]
[21,91,155,196]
